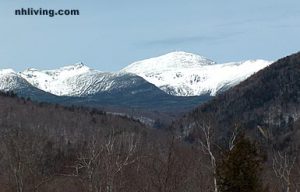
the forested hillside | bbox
[176,52,300,147]
[0,92,215,192]
[170,52,300,191]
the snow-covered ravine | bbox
[0,51,272,97]
[19,63,95,96]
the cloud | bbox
[141,32,244,47]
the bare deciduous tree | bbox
[272,151,296,192]
[196,118,218,192]
[77,136,104,192]
[228,125,239,151]
[104,131,139,192]
[77,129,140,192]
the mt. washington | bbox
[0,51,272,100]
[122,52,272,96]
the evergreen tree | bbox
[217,136,267,192]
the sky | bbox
[0,0,299,72]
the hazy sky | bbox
[0,0,299,71]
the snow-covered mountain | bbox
[20,63,94,96]
[2,65,208,112]
[1,51,272,98]
[0,69,28,91]
[121,51,272,96]
[1,64,165,100]
[0,69,59,101]
[0,51,274,116]
[19,63,154,97]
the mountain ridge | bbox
[0,51,272,98]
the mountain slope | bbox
[174,52,300,146]
[20,63,180,98]
[122,51,272,96]
[20,63,96,96]
[0,66,211,122]
[0,69,59,101]
[18,52,271,97]
[17,64,211,111]
[0,91,149,145]
[60,73,211,112]
[0,52,272,125]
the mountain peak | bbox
[162,51,215,64]
[23,68,38,73]
[122,52,216,74]
[0,69,16,75]
[72,62,86,68]
[58,62,91,72]
[17,62,94,96]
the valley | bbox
[0,51,299,191]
